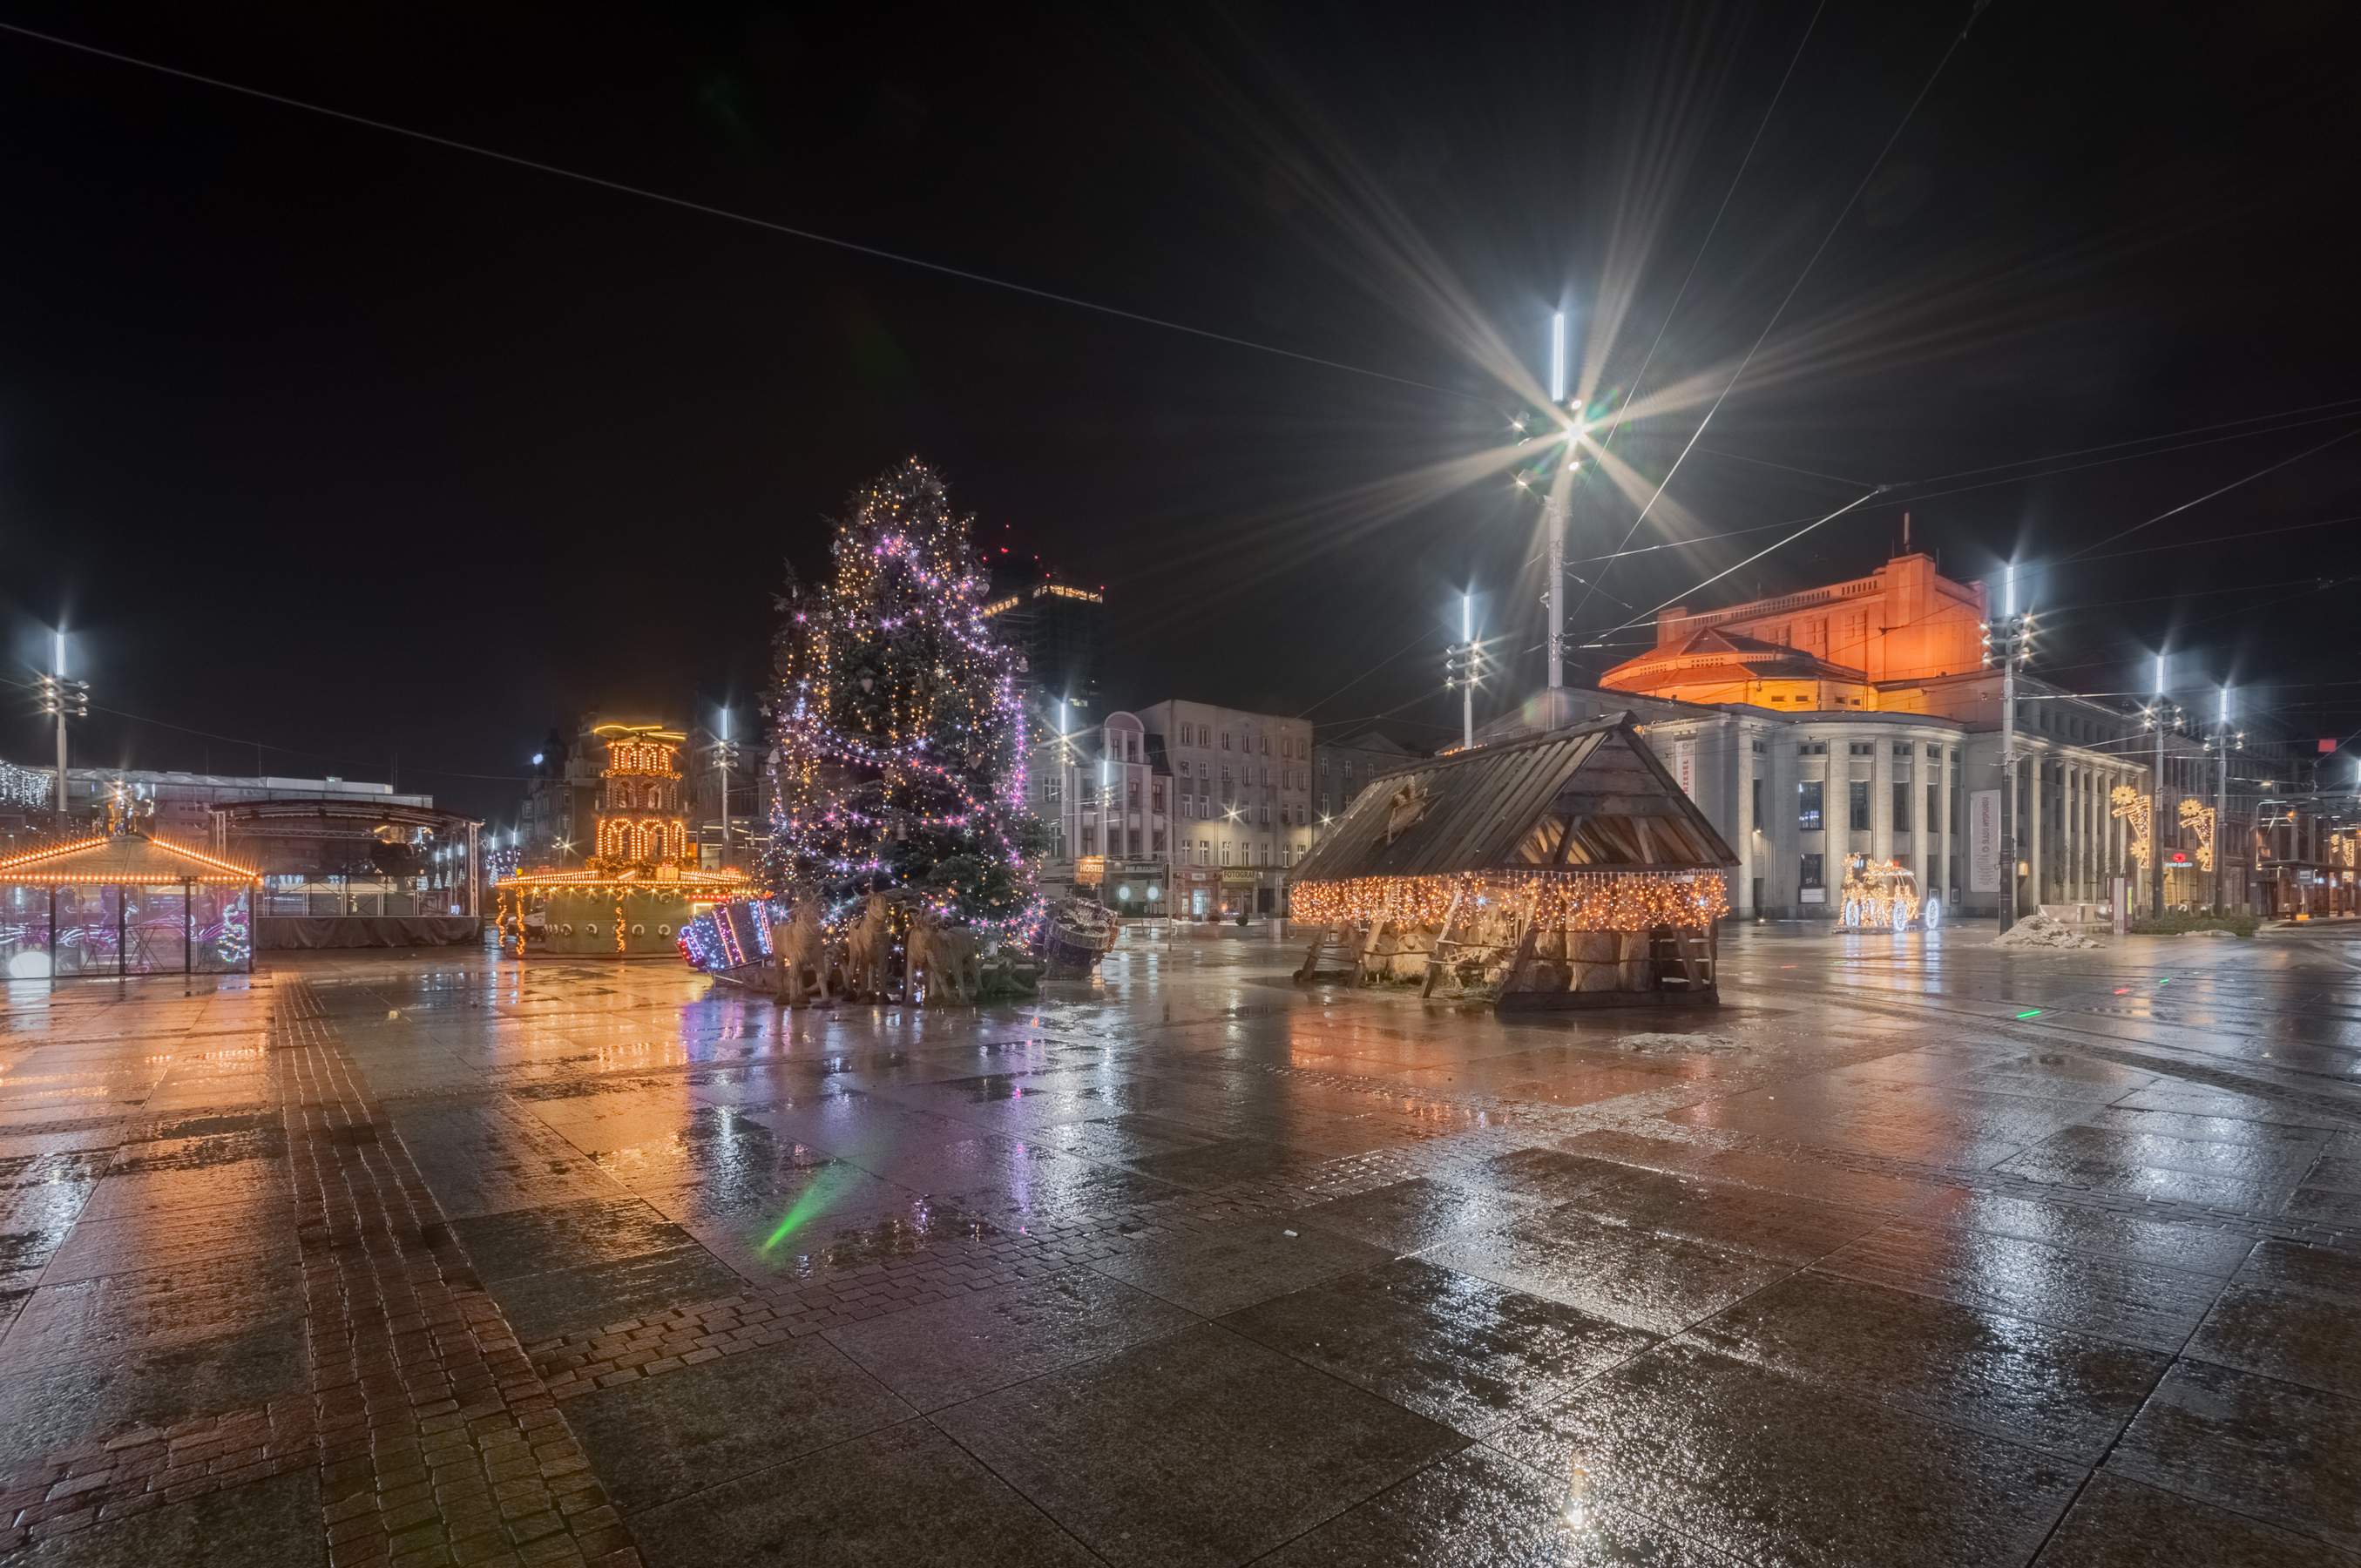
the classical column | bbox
[1871,740,1894,865]
[2026,754,2046,907]
[2061,764,2078,902]
[1937,743,1955,903]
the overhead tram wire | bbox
[0,22,1478,404]
[1573,3,1830,483]
[1567,0,1994,630]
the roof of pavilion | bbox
[1288,715,1736,885]
[0,830,259,885]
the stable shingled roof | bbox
[1289,714,1736,884]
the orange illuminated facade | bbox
[1601,552,1988,715]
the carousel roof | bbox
[1289,715,1737,884]
[0,830,260,885]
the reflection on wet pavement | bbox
[4,923,2361,1564]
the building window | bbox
[1850,742,1874,756]
[1222,731,1232,750]
[1848,779,1870,827]
[1127,780,1140,808]
[1261,736,1269,754]
[1151,781,1165,812]
[1750,776,1763,828]
[1179,760,1191,777]
[1801,852,1824,889]
[1221,841,1234,866]
[1798,781,1823,831]
[1927,782,1939,836]
[1259,803,1269,825]
[1892,780,1911,833]
[1258,843,1269,866]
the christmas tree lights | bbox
[765,458,1042,936]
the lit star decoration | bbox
[764,457,1044,937]
[1290,869,1728,932]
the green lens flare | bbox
[761,1172,840,1253]
[2014,1009,2043,1019]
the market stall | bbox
[1288,716,1735,1010]
[0,794,256,978]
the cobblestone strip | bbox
[0,1399,318,1552]
[272,981,640,1568]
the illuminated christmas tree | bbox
[766,458,1040,934]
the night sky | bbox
[4,3,2358,822]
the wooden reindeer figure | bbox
[770,897,835,1007]
[842,893,895,1000]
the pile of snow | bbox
[1619,1031,1742,1054]
[1991,913,2101,950]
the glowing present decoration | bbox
[2176,797,2216,871]
[2109,785,2153,869]
[1290,869,1728,933]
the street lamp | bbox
[1444,591,1485,750]
[37,627,89,816]
[1982,563,2034,933]
[2150,651,2170,920]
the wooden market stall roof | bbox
[0,830,258,885]
[1289,715,1737,885]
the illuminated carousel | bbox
[494,723,745,958]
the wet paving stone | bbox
[1566,1166,1886,1264]
[1818,1217,2226,1353]
[2236,1238,2361,1303]
[1486,1341,2084,1568]
[2030,1473,2360,1567]
[687,1179,1004,1284]
[1996,1125,2299,1208]
[490,1240,747,1344]
[825,1267,1194,1410]
[570,1334,915,1512]
[0,1316,306,1470]
[1911,1187,2256,1277]
[2188,1282,2361,1397]
[1085,1219,1390,1315]
[449,1193,696,1282]
[1428,1207,1793,1336]
[1261,1443,1741,1566]
[0,1252,300,1365]
[1293,1176,1557,1254]
[2110,1356,2361,1551]
[1449,1146,1641,1205]
[1687,1270,2168,1462]
[932,1321,1465,1568]
[630,1419,1099,1567]
[1126,1134,1340,1192]
[1221,1256,1654,1438]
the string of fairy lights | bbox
[1289,868,1728,932]
[765,458,1042,938]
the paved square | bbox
[4,922,2361,1565]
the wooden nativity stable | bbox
[1288,716,1737,1010]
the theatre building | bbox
[1488,550,2150,921]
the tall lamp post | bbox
[37,629,89,817]
[1981,565,2034,933]
[2148,652,2175,920]
[711,707,740,869]
[1515,310,1584,693]
[1444,591,1485,750]
[2213,686,2233,916]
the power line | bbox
[0,21,1475,402]
[1570,0,1990,627]
[2057,424,2361,562]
